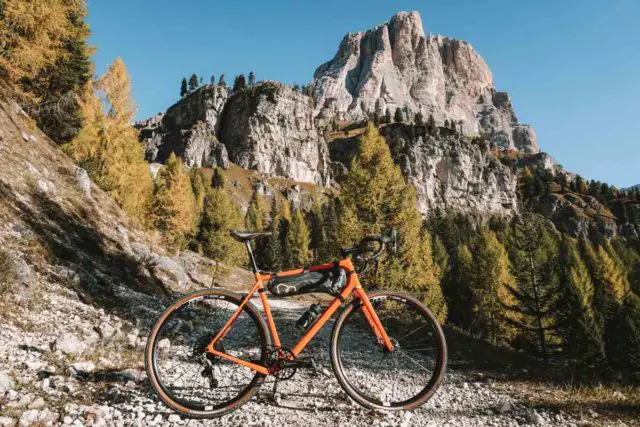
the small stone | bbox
[27,397,45,410]
[69,361,95,374]
[54,333,87,355]
[0,372,15,393]
[496,402,511,414]
[158,339,170,351]
[20,131,29,142]
[587,408,598,418]
[168,414,181,423]
[526,409,544,424]
[0,416,15,427]
[19,410,39,427]
[612,391,627,400]
[98,322,116,340]
[462,382,469,390]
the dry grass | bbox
[0,249,15,295]
[499,381,640,426]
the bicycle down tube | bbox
[205,257,394,374]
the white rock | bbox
[75,167,91,199]
[98,322,116,340]
[0,416,15,427]
[54,333,87,355]
[0,372,15,393]
[69,361,96,374]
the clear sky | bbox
[86,0,639,188]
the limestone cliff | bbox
[312,11,538,153]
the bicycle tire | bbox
[145,288,271,418]
[330,291,447,411]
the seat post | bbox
[245,241,259,274]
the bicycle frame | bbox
[206,257,394,375]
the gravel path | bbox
[0,290,585,426]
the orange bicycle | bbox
[145,229,447,418]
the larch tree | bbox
[263,198,282,272]
[288,207,310,267]
[189,167,207,216]
[245,191,268,268]
[309,198,325,262]
[151,153,199,250]
[468,228,517,345]
[507,213,561,363]
[211,167,225,189]
[188,74,198,92]
[556,236,605,367]
[64,57,153,223]
[339,123,446,323]
[199,187,246,274]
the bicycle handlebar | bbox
[340,228,398,261]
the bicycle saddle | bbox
[229,229,272,242]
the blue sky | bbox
[87,0,639,188]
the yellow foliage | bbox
[288,208,310,266]
[64,58,152,223]
[597,245,629,303]
[0,0,86,99]
[152,153,199,250]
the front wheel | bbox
[330,291,447,411]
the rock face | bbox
[219,82,330,185]
[332,124,518,216]
[312,11,539,153]
[136,85,230,168]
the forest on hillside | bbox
[1,0,639,385]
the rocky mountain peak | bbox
[312,11,539,154]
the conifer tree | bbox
[339,123,446,322]
[598,245,629,303]
[444,119,450,129]
[263,198,282,272]
[188,74,198,92]
[427,114,436,135]
[468,228,517,344]
[394,108,403,123]
[189,167,207,216]
[151,153,199,250]
[309,199,325,262]
[199,187,246,272]
[508,213,561,362]
[64,58,153,223]
[212,167,225,189]
[556,236,605,366]
[218,74,226,87]
[278,201,293,269]
[245,191,268,268]
[318,197,339,262]
[233,74,246,91]
[248,71,255,86]
[210,74,216,85]
[288,208,310,267]
[384,108,392,124]
[180,78,188,97]
[415,111,424,126]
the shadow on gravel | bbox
[0,181,168,326]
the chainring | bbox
[267,348,297,380]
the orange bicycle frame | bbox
[206,257,394,375]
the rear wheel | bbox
[145,289,270,418]
[330,291,447,410]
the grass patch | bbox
[0,249,15,295]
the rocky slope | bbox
[312,11,539,153]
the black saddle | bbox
[229,229,272,242]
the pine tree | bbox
[211,167,225,189]
[233,74,246,91]
[414,111,424,126]
[64,58,153,223]
[384,108,392,124]
[394,108,403,123]
[292,83,300,92]
[199,187,246,273]
[598,245,629,303]
[245,191,268,268]
[188,74,198,92]
[210,74,216,85]
[556,236,605,367]
[427,114,436,135]
[468,228,517,344]
[248,71,255,86]
[180,78,188,97]
[450,121,456,133]
[151,153,199,250]
[278,201,293,269]
[218,74,226,87]
[199,75,203,85]
[318,197,339,262]
[339,123,446,322]
[309,199,325,262]
[288,208,310,267]
[189,167,207,216]
[263,198,282,272]
[507,213,561,362]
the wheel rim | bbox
[335,295,443,408]
[151,295,267,412]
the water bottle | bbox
[295,303,323,333]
